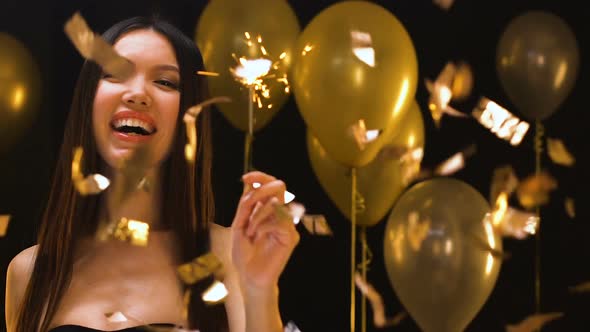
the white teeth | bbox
[112,118,155,134]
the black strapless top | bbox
[49,323,177,331]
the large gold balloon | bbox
[497,11,579,120]
[308,101,424,227]
[384,178,502,332]
[0,33,41,152]
[293,1,417,167]
[195,0,300,132]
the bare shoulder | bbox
[6,245,38,329]
[209,223,231,264]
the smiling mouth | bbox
[110,118,157,136]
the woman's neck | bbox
[102,167,165,230]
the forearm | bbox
[242,285,283,332]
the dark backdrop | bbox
[1,0,589,331]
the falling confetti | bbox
[472,97,530,146]
[301,214,333,236]
[407,212,430,251]
[505,312,563,332]
[450,61,473,101]
[354,273,407,328]
[516,171,558,210]
[348,119,382,150]
[547,138,575,167]
[351,30,375,67]
[425,62,469,127]
[201,280,228,305]
[183,97,232,162]
[433,143,476,176]
[284,321,303,332]
[71,147,111,195]
[0,215,10,237]
[490,193,538,240]
[105,311,128,323]
[177,252,223,285]
[64,12,133,80]
[489,165,519,204]
[564,197,575,219]
[99,217,150,246]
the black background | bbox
[0,0,589,331]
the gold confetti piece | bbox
[569,280,590,293]
[516,171,558,210]
[104,217,149,246]
[177,252,223,285]
[274,202,306,225]
[434,143,476,176]
[407,212,431,251]
[183,97,232,163]
[506,312,564,332]
[301,214,333,236]
[201,280,228,305]
[547,137,575,167]
[565,197,575,218]
[489,193,538,239]
[64,12,133,80]
[71,147,111,195]
[0,215,10,237]
[451,61,473,101]
[351,30,375,67]
[490,165,519,204]
[425,62,469,128]
[348,119,382,150]
[284,321,302,332]
[105,311,128,323]
[354,273,407,328]
[472,97,530,146]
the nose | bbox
[122,81,152,109]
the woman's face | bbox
[93,29,181,170]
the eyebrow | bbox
[155,64,180,73]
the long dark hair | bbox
[15,16,227,332]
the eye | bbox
[155,79,179,90]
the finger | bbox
[248,197,280,237]
[253,215,300,247]
[232,180,285,230]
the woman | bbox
[5,16,299,332]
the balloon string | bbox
[350,167,357,332]
[358,226,373,332]
[244,86,254,173]
[534,120,544,318]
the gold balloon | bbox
[497,11,579,120]
[0,33,41,152]
[195,0,300,132]
[307,101,424,227]
[293,1,418,167]
[384,178,502,332]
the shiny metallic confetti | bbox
[71,147,111,195]
[490,165,519,204]
[105,311,128,323]
[434,143,476,176]
[354,273,407,328]
[183,97,231,162]
[64,12,133,80]
[516,171,558,210]
[505,312,563,332]
[547,137,575,167]
[565,197,575,219]
[472,97,530,146]
[348,119,382,150]
[425,62,469,127]
[177,252,223,285]
[351,30,375,67]
[451,61,473,101]
[103,217,150,246]
[569,280,590,293]
[489,193,538,240]
[201,280,228,305]
[301,214,333,236]
[0,214,10,237]
[284,321,302,332]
